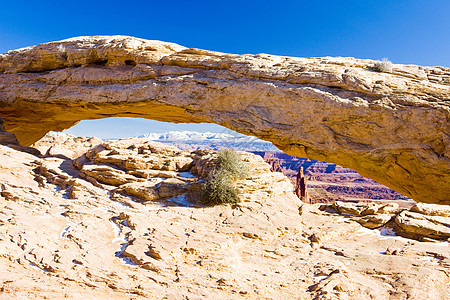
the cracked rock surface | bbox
[0,137,449,299]
[0,36,449,204]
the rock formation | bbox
[0,136,449,299]
[266,157,283,173]
[32,131,103,159]
[323,201,450,242]
[295,166,310,203]
[255,151,411,203]
[0,36,449,204]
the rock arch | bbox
[0,36,449,204]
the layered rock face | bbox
[0,36,449,204]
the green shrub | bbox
[373,58,393,73]
[200,169,239,205]
[216,148,249,180]
[200,148,248,205]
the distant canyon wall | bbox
[0,36,449,204]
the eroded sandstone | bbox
[0,136,449,298]
[0,36,449,204]
[322,201,450,242]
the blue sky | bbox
[1,0,449,138]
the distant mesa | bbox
[0,36,449,204]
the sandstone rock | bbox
[74,138,292,207]
[332,201,377,216]
[45,145,77,159]
[0,141,449,299]
[75,139,197,202]
[115,181,160,202]
[32,132,102,159]
[308,268,390,299]
[0,36,449,204]
[363,202,400,215]
[86,139,193,172]
[410,203,450,217]
[157,178,186,198]
[128,169,178,179]
[295,166,309,203]
[325,201,450,241]
[332,201,401,217]
[353,214,394,229]
[394,210,450,240]
[79,163,144,186]
[189,150,219,178]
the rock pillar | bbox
[295,167,309,203]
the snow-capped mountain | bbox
[137,131,280,151]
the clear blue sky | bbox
[1,0,449,138]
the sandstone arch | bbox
[0,36,449,204]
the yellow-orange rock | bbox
[0,36,449,204]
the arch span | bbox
[0,36,449,204]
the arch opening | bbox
[57,117,413,205]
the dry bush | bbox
[216,148,249,180]
[200,169,239,205]
[200,148,248,205]
[373,58,393,73]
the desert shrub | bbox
[200,148,248,205]
[57,44,68,60]
[216,148,249,180]
[373,58,393,73]
[200,169,239,205]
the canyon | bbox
[128,130,413,203]
[253,151,413,205]
[0,36,449,204]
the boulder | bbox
[332,201,376,216]
[32,132,103,159]
[353,214,394,229]
[115,181,160,202]
[157,178,186,198]
[410,203,450,217]
[394,210,450,240]
[80,164,143,186]
[332,201,401,217]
